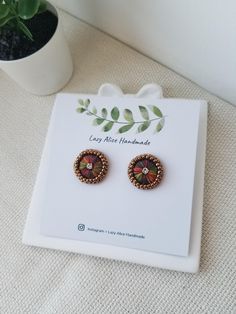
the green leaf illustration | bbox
[84,99,90,108]
[156,118,165,132]
[124,109,134,122]
[76,107,86,113]
[118,123,134,134]
[78,99,84,106]
[76,98,165,135]
[101,108,108,118]
[111,107,120,121]
[92,107,97,114]
[139,106,149,120]
[138,121,151,133]
[103,121,114,132]
[93,118,104,126]
[149,105,163,118]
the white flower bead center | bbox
[86,163,93,170]
[142,167,149,175]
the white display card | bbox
[39,93,202,257]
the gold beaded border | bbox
[128,154,164,190]
[74,149,109,184]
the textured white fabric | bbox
[0,10,235,314]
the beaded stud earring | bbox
[74,149,108,184]
[128,154,164,190]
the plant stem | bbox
[85,108,165,125]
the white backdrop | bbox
[52,0,236,106]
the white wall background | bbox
[52,0,236,105]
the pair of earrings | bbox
[73,149,164,190]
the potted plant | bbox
[0,0,73,95]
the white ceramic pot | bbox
[0,2,73,95]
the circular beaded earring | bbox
[74,149,108,184]
[128,154,164,190]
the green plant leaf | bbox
[118,123,134,134]
[137,121,151,133]
[17,20,33,40]
[93,118,104,126]
[76,107,86,113]
[149,105,163,118]
[156,118,165,132]
[124,109,134,122]
[139,106,149,120]
[18,0,40,20]
[0,14,14,27]
[92,107,97,114]
[84,99,90,108]
[78,99,84,106]
[38,0,47,14]
[0,3,10,19]
[103,121,114,132]
[111,106,120,121]
[101,108,107,119]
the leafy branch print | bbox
[76,99,165,134]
